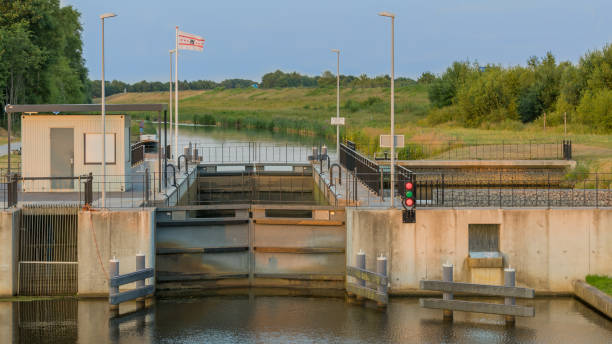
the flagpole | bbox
[175,26,179,161]
[169,49,173,158]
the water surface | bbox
[2,296,611,343]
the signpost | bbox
[379,134,404,148]
[331,117,345,126]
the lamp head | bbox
[378,11,395,18]
[100,13,117,20]
[331,49,340,53]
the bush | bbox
[576,89,612,133]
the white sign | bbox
[331,117,345,125]
[379,135,405,148]
[84,133,116,164]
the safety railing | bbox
[130,142,145,167]
[109,254,154,315]
[176,141,318,164]
[360,140,572,161]
[339,143,382,195]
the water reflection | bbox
[2,296,611,343]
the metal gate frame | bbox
[18,205,79,296]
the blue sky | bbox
[64,0,612,83]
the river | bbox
[2,296,611,343]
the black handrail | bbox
[177,154,189,174]
[165,164,177,187]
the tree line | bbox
[91,71,420,98]
[0,0,90,114]
[427,46,612,133]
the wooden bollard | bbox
[505,267,516,325]
[355,250,366,301]
[442,263,453,320]
[109,258,119,316]
[377,254,388,308]
[135,253,145,310]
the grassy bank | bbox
[586,275,612,296]
[101,87,612,174]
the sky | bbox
[64,0,612,83]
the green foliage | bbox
[586,275,612,296]
[417,72,436,84]
[576,89,612,132]
[427,46,612,132]
[0,0,89,111]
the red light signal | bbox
[405,198,414,207]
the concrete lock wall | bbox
[347,208,612,294]
[0,209,20,297]
[78,208,155,296]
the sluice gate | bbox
[18,205,79,296]
[155,204,346,295]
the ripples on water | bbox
[2,296,611,344]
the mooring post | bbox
[442,263,453,320]
[505,267,516,325]
[356,250,366,301]
[109,258,119,316]
[135,253,145,310]
[377,254,388,308]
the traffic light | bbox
[401,174,416,223]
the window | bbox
[84,133,116,164]
[468,224,500,253]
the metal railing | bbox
[176,141,317,164]
[340,143,382,195]
[314,167,612,209]
[359,140,573,161]
[130,142,145,167]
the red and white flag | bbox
[177,30,204,51]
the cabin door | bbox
[50,128,74,189]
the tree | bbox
[417,72,436,84]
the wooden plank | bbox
[346,282,388,304]
[420,280,534,298]
[109,285,155,305]
[109,306,154,327]
[110,268,154,287]
[254,247,345,254]
[254,218,345,226]
[156,218,249,226]
[156,204,251,211]
[346,265,388,286]
[254,273,345,281]
[156,273,249,282]
[420,298,535,317]
[156,247,249,255]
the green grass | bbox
[586,275,612,296]
[102,86,612,174]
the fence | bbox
[420,264,534,324]
[18,205,79,295]
[346,251,388,306]
[131,142,145,167]
[176,141,317,164]
[360,140,572,161]
[109,254,154,315]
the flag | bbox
[178,30,204,51]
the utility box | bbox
[21,114,132,192]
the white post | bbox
[169,50,174,157]
[390,16,395,208]
[101,17,106,208]
[335,50,340,160]
[174,26,179,161]
[379,12,396,208]
[100,13,117,208]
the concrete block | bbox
[0,208,20,296]
[574,279,612,319]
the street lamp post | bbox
[379,11,395,208]
[169,49,174,157]
[100,12,117,209]
[331,49,340,159]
